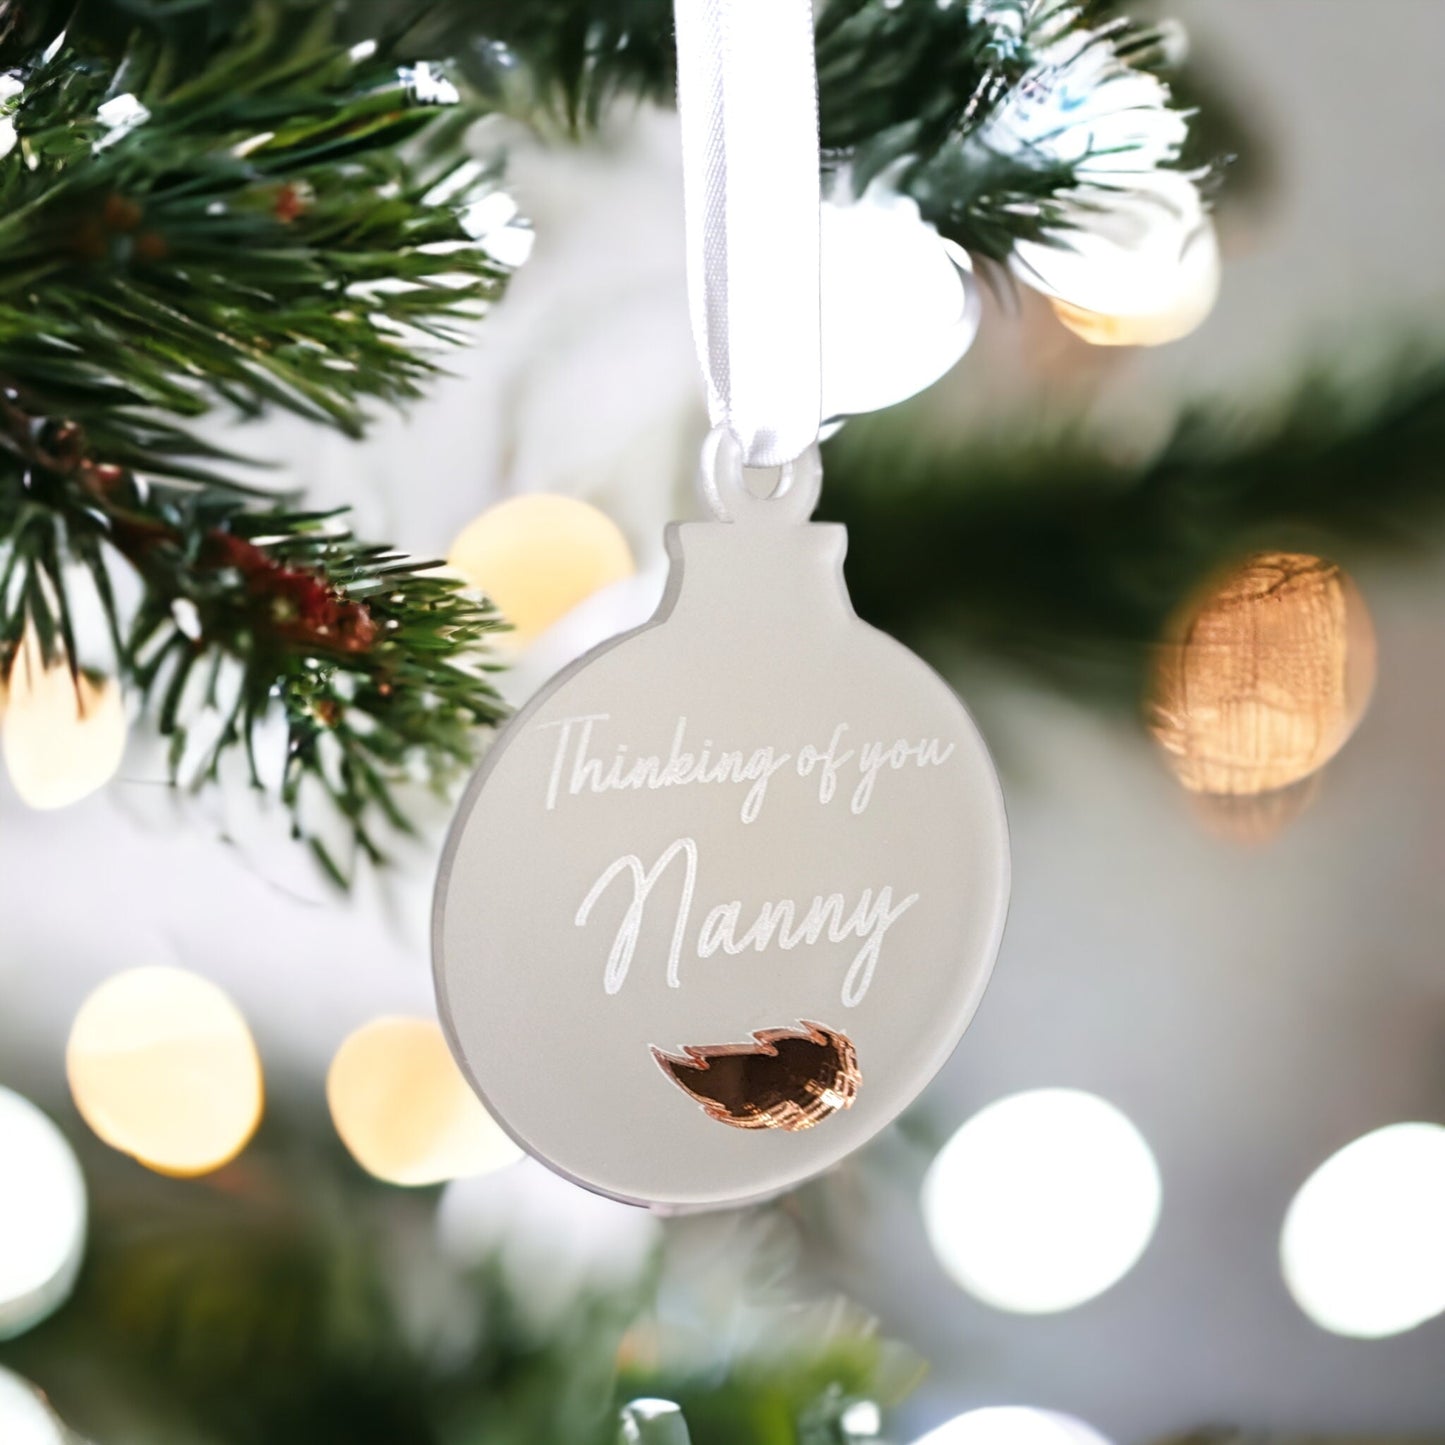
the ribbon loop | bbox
[674,0,821,469]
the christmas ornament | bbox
[1148,551,1375,796]
[436,439,1009,1209]
[434,0,1009,1210]
[448,494,635,647]
[0,1087,86,1340]
[66,965,263,1177]
[3,629,127,810]
[326,1016,521,1186]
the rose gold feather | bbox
[650,1021,860,1131]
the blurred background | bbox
[3,1,1445,1442]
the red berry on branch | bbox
[273,183,310,224]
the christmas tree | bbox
[1,0,1441,1441]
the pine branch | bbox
[0,403,506,882]
[347,0,1211,259]
[0,1,511,439]
[820,360,1445,704]
[855,1,1202,261]
[0,0,516,875]
[368,0,681,133]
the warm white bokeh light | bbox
[922,1088,1161,1314]
[1281,1121,1445,1339]
[912,1407,1115,1445]
[0,1367,68,1445]
[0,1088,86,1340]
[327,1016,522,1187]
[3,631,126,810]
[1148,551,1375,799]
[1048,221,1219,348]
[67,965,263,1177]
[1014,173,1219,347]
[448,494,635,647]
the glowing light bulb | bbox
[1048,220,1219,348]
[0,1367,69,1445]
[1148,552,1375,798]
[67,966,263,1177]
[448,494,635,647]
[327,1017,522,1186]
[922,1088,1160,1314]
[1281,1122,1445,1339]
[912,1407,1114,1445]
[0,1088,86,1340]
[3,631,126,809]
[1014,173,1219,348]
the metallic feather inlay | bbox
[650,1021,860,1131]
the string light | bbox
[1281,1122,1445,1339]
[3,629,126,809]
[448,495,635,647]
[66,966,263,1177]
[1148,552,1376,798]
[0,1088,86,1340]
[327,1016,522,1187]
[912,1408,1114,1445]
[1015,173,1219,349]
[922,1088,1161,1314]
[1048,220,1219,348]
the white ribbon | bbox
[673,0,821,469]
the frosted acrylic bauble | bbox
[435,499,1009,1210]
